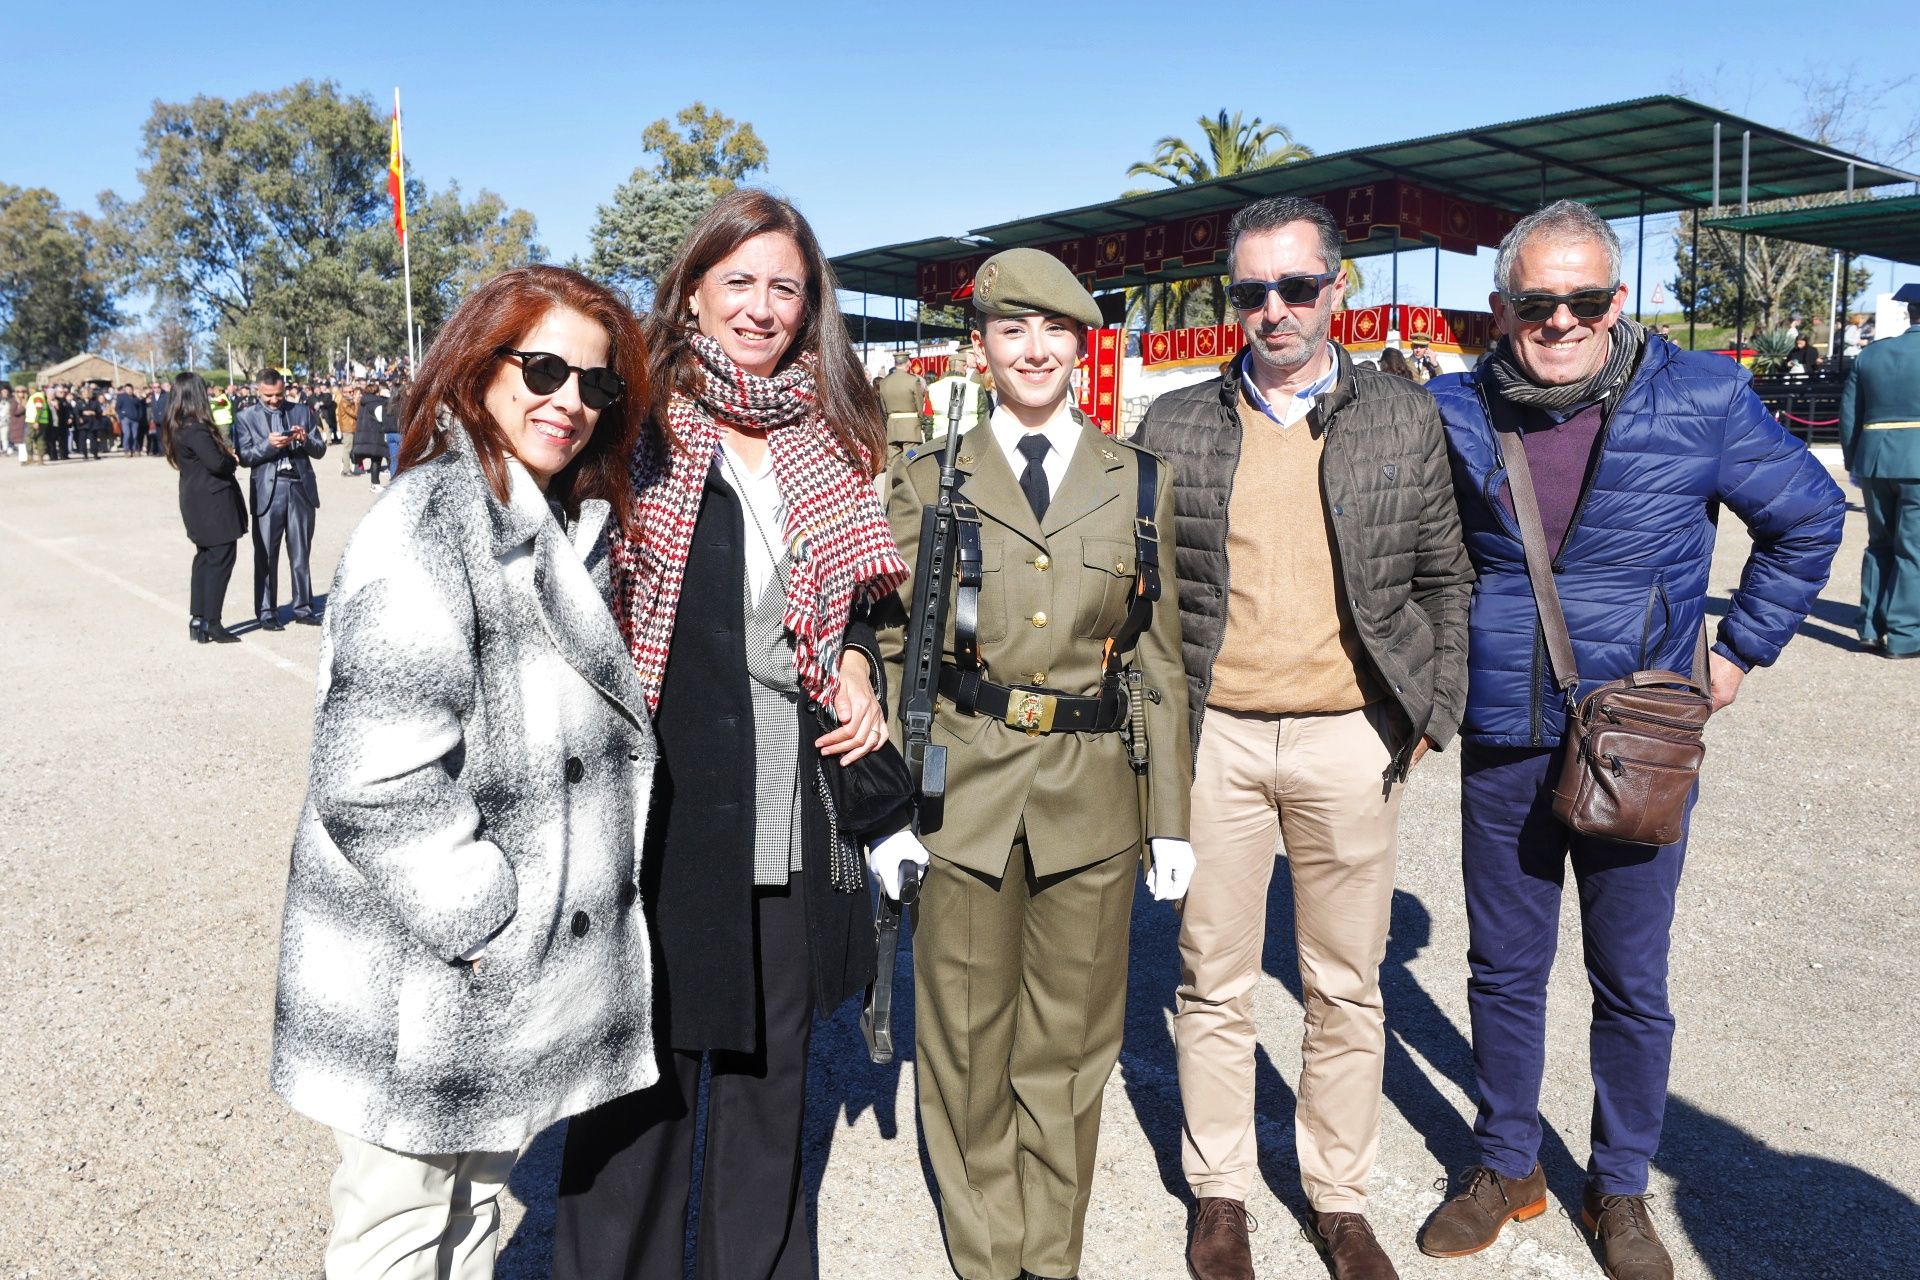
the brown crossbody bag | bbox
[1496,423,1711,848]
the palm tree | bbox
[1123,111,1316,327]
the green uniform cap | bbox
[971,248,1102,329]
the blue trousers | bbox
[385,432,401,479]
[1459,744,1690,1195]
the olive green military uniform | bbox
[876,248,1190,1280]
[877,364,928,458]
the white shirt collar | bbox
[988,400,1081,501]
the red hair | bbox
[398,266,650,535]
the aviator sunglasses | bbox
[1503,288,1618,324]
[494,347,626,410]
[1226,271,1340,311]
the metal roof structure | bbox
[832,95,1920,304]
[1702,194,1920,266]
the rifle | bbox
[899,383,970,833]
[860,857,922,1064]
[859,383,967,1065]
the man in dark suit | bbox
[115,383,147,456]
[234,367,326,629]
[49,385,75,460]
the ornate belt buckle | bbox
[1005,689,1056,737]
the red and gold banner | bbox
[907,355,950,380]
[387,101,407,245]
[1077,327,1123,433]
[1141,305,1495,371]
[917,179,1520,306]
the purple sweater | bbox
[1498,400,1606,558]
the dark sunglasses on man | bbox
[1503,287,1618,324]
[494,347,626,410]
[1226,271,1341,311]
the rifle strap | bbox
[1101,451,1162,682]
[951,502,985,681]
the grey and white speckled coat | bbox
[269,426,659,1155]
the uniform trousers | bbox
[324,1129,517,1280]
[552,883,814,1280]
[1859,477,1920,656]
[190,541,237,623]
[1174,704,1401,1212]
[253,476,317,622]
[1459,744,1690,1196]
[916,831,1137,1280]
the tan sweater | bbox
[1207,390,1377,714]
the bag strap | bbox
[1100,450,1162,682]
[1492,415,1583,713]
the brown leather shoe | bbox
[1311,1212,1398,1280]
[1417,1163,1549,1257]
[1580,1186,1673,1280]
[1186,1197,1255,1280]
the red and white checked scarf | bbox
[612,335,909,713]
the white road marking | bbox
[0,516,315,683]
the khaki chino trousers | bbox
[325,1130,517,1280]
[1174,704,1401,1212]
[916,830,1137,1280]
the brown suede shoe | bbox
[1417,1163,1549,1257]
[1186,1197,1256,1280]
[1311,1212,1398,1280]
[1580,1186,1673,1280]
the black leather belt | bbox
[939,665,1127,735]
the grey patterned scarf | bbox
[1484,317,1646,413]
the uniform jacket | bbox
[1132,345,1474,768]
[270,429,659,1154]
[1840,326,1920,480]
[175,420,248,546]
[877,368,928,445]
[646,465,879,1052]
[1428,334,1845,748]
[876,413,1191,878]
[234,401,325,512]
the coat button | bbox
[1031,671,1048,684]
[1034,554,1051,571]
[1333,504,1344,516]
[571,910,590,937]
[619,883,637,908]
[1030,611,1048,628]
[565,757,584,783]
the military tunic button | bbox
[571,910,590,937]
[1034,554,1051,571]
[1032,672,1048,684]
[565,757,584,783]
[1114,559,1126,572]
[1031,611,1048,628]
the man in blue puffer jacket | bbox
[1417,201,1843,1280]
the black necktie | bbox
[1016,434,1051,521]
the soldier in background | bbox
[875,348,929,460]
[924,342,990,441]
[876,248,1193,1280]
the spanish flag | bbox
[388,93,407,245]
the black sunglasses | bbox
[494,347,626,410]
[1226,272,1340,311]
[1504,288,1617,324]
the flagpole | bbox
[395,88,417,375]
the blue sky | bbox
[5,1,1917,316]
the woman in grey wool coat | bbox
[269,265,657,1280]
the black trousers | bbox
[252,479,316,622]
[45,424,66,460]
[554,883,815,1280]
[190,541,237,622]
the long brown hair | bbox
[160,371,218,469]
[646,189,884,475]
[398,266,650,534]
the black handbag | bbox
[814,704,915,836]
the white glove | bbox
[1145,837,1196,901]
[868,828,932,901]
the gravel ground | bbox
[1,449,1914,1280]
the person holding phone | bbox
[233,367,326,628]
